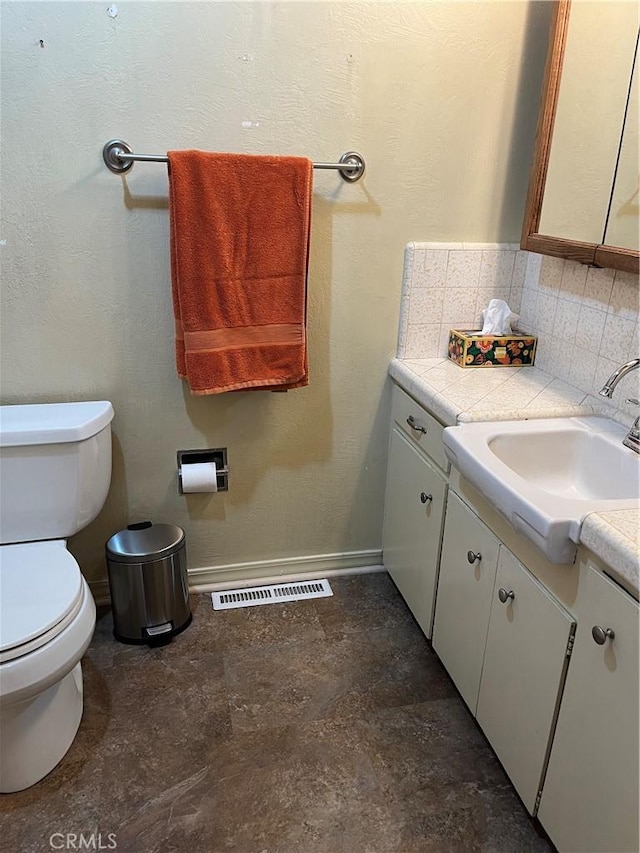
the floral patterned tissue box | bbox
[448,328,537,367]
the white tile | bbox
[600,314,637,363]
[408,288,445,324]
[401,244,415,299]
[568,345,599,395]
[478,384,541,408]
[457,368,510,389]
[511,251,528,290]
[512,369,555,392]
[519,288,538,329]
[397,298,410,355]
[628,323,639,361]
[532,336,558,374]
[535,292,559,335]
[418,242,464,251]
[524,252,543,290]
[445,250,482,290]
[438,324,454,358]
[535,377,586,405]
[403,358,446,377]
[409,245,426,288]
[422,358,466,390]
[608,270,640,320]
[539,255,565,294]
[441,384,493,407]
[559,260,588,302]
[405,323,442,358]
[575,305,607,352]
[552,299,579,342]
[420,250,449,289]
[479,250,516,290]
[509,286,523,315]
[441,289,479,325]
[583,266,615,311]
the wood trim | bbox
[523,234,596,267]
[594,245,640,275]
[521,0,640,275]
[521,1,572,245]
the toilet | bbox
[0,401,114,793]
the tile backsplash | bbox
[398,242,639,418]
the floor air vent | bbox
[212,579,333,611]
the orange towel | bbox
[168,150,313,395]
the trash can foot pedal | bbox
[145,622,173,637]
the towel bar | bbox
[102,140,365,183]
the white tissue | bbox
[480,299,519,336]
[181,461,218,493]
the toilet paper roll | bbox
[181,461,218,493]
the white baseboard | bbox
[90,549,384,605]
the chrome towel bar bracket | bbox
[102,139,366,183]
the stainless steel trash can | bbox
[106,521,191,646]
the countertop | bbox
[389,357,639,599]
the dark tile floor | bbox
[0,573,552,853]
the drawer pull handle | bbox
[498,588,515,603]
[592,625,615,645]
[467,551,482,564]
[407,415,427,435]
[420,492,433,504]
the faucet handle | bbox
[626,398,639,406]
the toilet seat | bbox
[0,541,83,663]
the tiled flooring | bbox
[0,573,552,853]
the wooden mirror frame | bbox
[521,0,639,275]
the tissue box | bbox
[448,329,537,367]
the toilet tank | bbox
[0,401,114,544]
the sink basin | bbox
[442,416,640,563]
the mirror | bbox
[521,0,639,274]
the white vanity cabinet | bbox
[383,378,639,845]
[476,547,575,814]
[537,565,639,853]
[382,386,448,638]
[432,491,500,712]
[433,490,575,814]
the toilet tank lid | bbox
[0,401,114,447]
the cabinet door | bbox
[476,547,575,815]
[382,426,447,638]
[432,492,500,712]
[538,567,639,853]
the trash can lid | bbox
[106,521,185,563]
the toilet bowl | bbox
[0,401,113,793]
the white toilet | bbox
[0,401,114,793]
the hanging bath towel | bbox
[168,150,313,394]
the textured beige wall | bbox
[0,2,551,584]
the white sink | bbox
[442,416,640,563]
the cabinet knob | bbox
[498,588,515,603]
[407,415,427,435]
[420,492,433,504]
[592,625,615,645]
[467,551,482,564]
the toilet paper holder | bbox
[177,448,229,494]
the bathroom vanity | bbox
[382,364,639,853]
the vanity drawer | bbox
[391,384,449,473]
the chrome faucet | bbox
[599,357,640,398]
[599,358,640,453]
